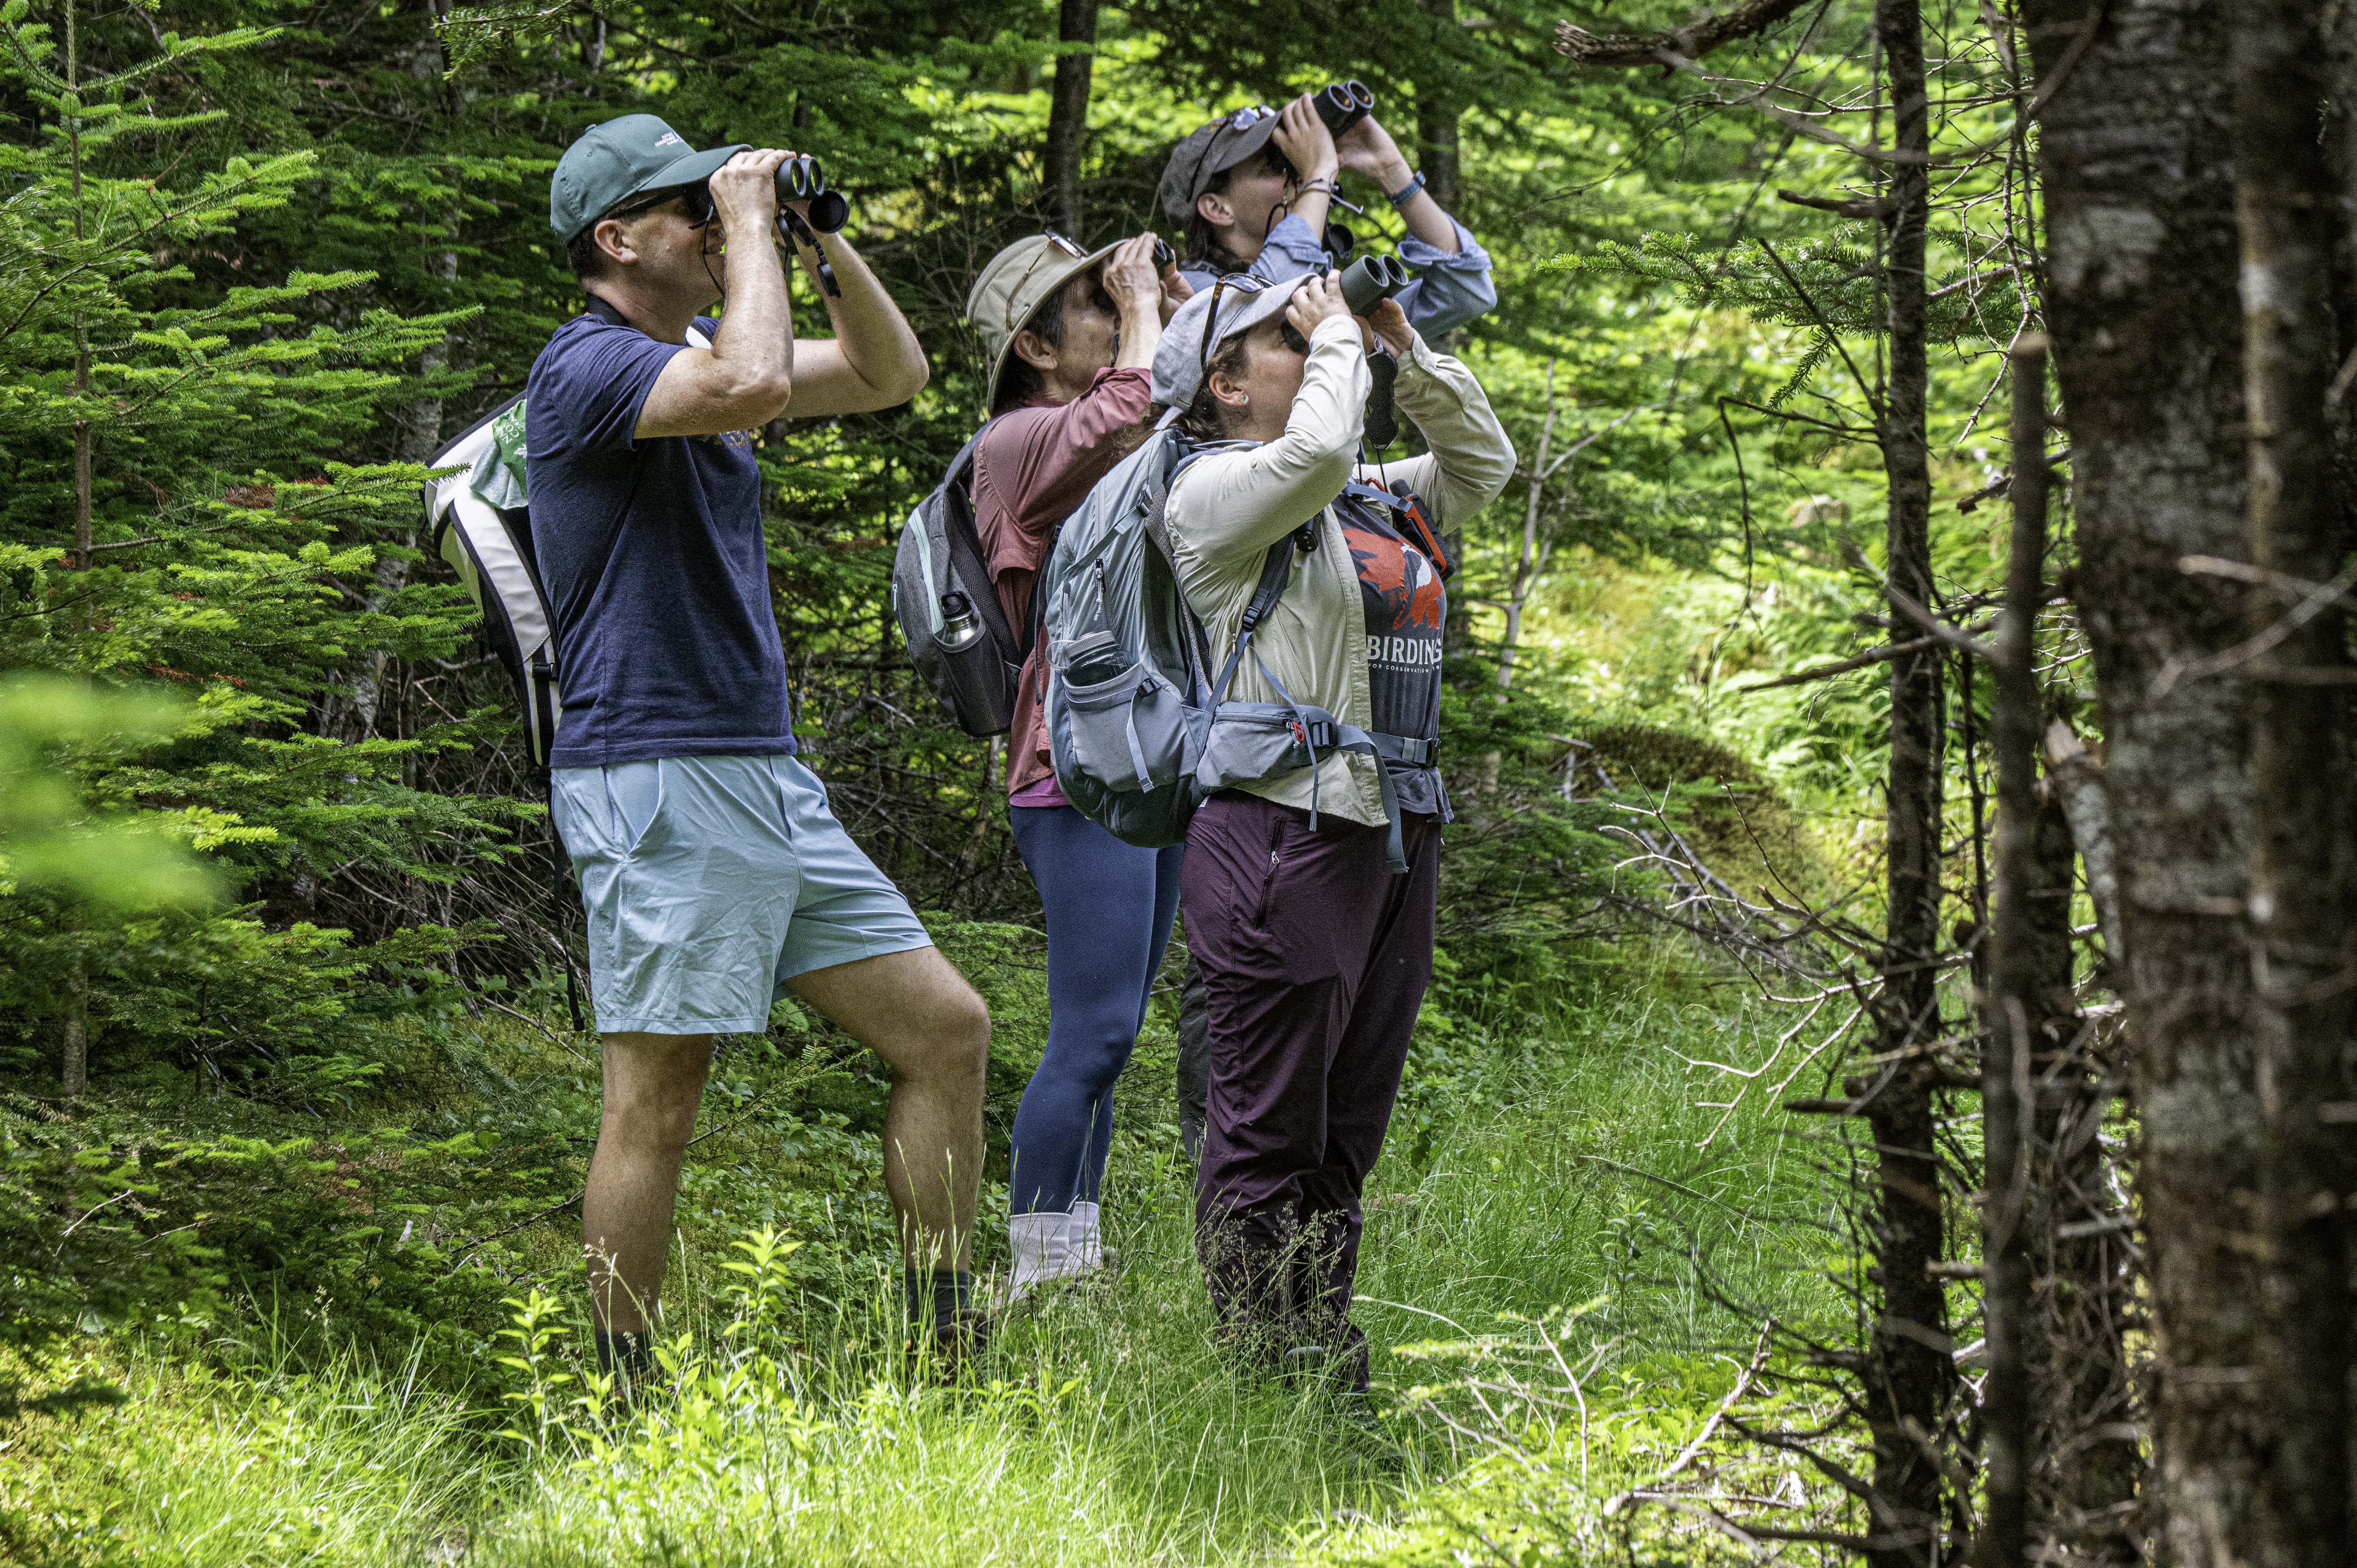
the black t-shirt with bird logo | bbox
[1337,489,1447,818]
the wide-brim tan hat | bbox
[968,233,1122,413]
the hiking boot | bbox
[908,1306,994,1382]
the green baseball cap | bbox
[549,114,750,243]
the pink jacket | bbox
[972,367,1156,801]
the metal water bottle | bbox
[938,591,984,653]
[934,591,1016,735]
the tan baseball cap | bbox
[967,232,1120,413]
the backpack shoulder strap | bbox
[944,420,993,493]
[1136,434,1217,690]
[1210,514,1319,704]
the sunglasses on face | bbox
[609,183,718,228]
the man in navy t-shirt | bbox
[526,114,990,1381]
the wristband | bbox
[1387,171,1426,207]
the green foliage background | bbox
[0,0,2045,1556]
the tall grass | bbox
[2,971,1833,1566]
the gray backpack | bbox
[1039,423,1424,872]
[889,425,1031,737]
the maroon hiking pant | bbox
[1181,790,1440,1347]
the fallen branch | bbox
[1554,0,1815,67]
[1736,635,1940,694]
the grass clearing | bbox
[3,967,1838,1566]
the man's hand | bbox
[1336,116,1411,189]
[1271,95,1340,185]
[707,148,792,235]
[1101,234,1164,326]
[1285,272,1352,342]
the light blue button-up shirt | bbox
[1178,210,1497,340]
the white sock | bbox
[1008,1210,1074,1301]
[1071,1201,1103,1270]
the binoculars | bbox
[1336,253,1409,315]
[772,156,849,235]
[1153,237,1175,269]
[1313,79,1375,138]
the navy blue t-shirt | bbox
[525,310,794,768]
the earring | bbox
[1237,394,1249,405]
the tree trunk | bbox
[1415,0,1463,214]
[1857,0,1949,1561]
[2031,723,2141,1564]
[2231,4,2357,1564]
[67,2,89,571]
[60,949,87,1099]
[1044,0,1100,236]
[2323,4,2357,515]
[2023,0,2257,1560]
[1498,357,1561,689]
[1978,341,2051,1568]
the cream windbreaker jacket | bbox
[1163,314,1516,828]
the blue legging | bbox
[1007,804,1184,1215]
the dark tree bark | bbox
[2024,773,2139,1564]
[1858,2,1949,1562]
[1978,341,2053,1568]
[2024,0,2258,1560]
[2323,5,2357,510]
[1044,0,1100,236]
[2230,5,2357,1565]
[1416,0,1463,214]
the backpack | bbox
[1037,423,1431,874]
[419,304,712,1032]
[422,307,712,767]
[888,425,1029,737]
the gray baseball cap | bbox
[1157,104,1283,222]
[1150,274,1309,411]
[550,114,750,242]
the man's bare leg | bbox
[583,1031,713,1333]
[790,946,990,1274]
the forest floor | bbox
[3,955,1843,1566]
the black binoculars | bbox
[1313,80,1375,138]
[772,156,849,235]
[1152,237,1175,269]
[1336,253,1409,315]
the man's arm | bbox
[636,149,796,438]
[777,226,929,418]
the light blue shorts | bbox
[549,754,932,1036]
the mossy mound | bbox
[1566,723,1836,911]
